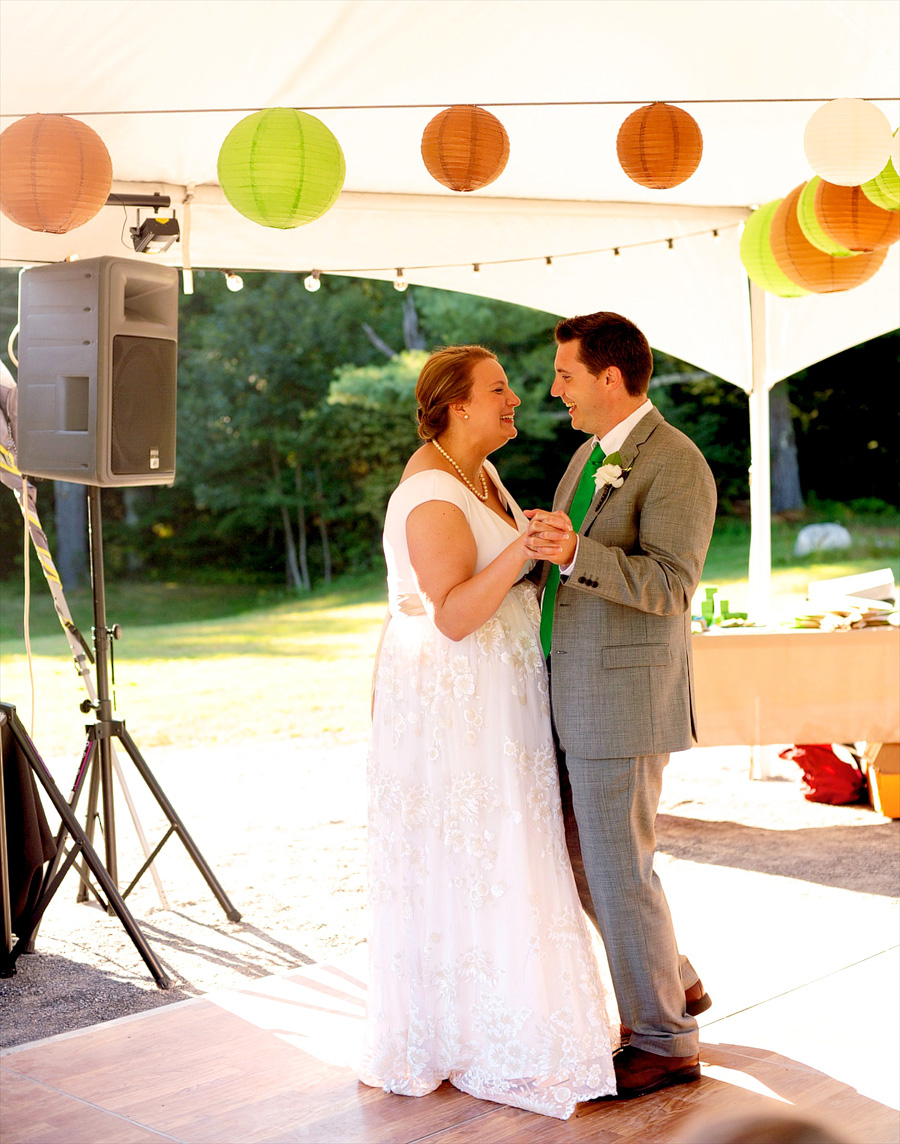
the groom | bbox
[526,311,717,1099]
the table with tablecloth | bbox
[691,626,899,747]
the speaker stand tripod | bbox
[32,486,241,988]
[1,702,171,985]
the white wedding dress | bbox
[359,461,616,1119]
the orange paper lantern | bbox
[421,105,509,192]
[814,180,900,252]
[616,103,703,190]
[0,113,112,233]
[770,184,887,293]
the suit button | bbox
[578,575,586,584]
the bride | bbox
[359,345,616,1118]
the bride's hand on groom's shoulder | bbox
[522,509,577,565]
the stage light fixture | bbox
[130,209,180,254]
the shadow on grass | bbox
[0,573,388,647]
[1,575,389,661]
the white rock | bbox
[794,523,853,557]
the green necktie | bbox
[539,445,605,658]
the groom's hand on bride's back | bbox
[523,509,576,565]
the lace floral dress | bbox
[359,462,616,1119]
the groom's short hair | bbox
[555,312,653,396]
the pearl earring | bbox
[463,413,469,420]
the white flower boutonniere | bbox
[594,450,632,494]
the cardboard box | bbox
[864,742,900,818]
[864,742,900,774]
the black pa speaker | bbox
[16,257,178,486]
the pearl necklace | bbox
[431,438,489,501]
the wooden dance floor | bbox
[2,935,898,1144]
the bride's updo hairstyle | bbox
[415,345,497,441]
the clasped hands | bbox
[522,508,576,566]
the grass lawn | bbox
[0,574,387,758]
[1,515,896,760]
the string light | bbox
[224,271,243,292]
[17,97,898,119]
[5,223,738,278]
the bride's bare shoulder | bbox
[399,444,443,484]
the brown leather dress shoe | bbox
[685,978,712,1016]
[605,1045,701,1100]
[620,979,711,1041]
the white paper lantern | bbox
[803,98,892,187]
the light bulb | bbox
[304,270,321,292]
[224,271,243,292]
[394,269,408,292]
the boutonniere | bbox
[593,451,633,494]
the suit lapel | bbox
[553,438,595,513]
[580,407,664,533]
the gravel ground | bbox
[1,738,897,1050]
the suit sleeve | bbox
[568,443,716,616]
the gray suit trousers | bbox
[559,751,700,1058]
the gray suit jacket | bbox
[541,407,717,759]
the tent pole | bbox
[748,282,772,623]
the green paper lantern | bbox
[739,199,810,297]
[797,177,859,256]
[861,150,900,212]
[217,108,345,229]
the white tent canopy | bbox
[1,0,898,614]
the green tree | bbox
[4,260,895,587]
[293,352,424,573]
[650,358,751,511]
[788,330,899,505]
[174,270,407,586]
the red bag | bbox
[779,744,867,805]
